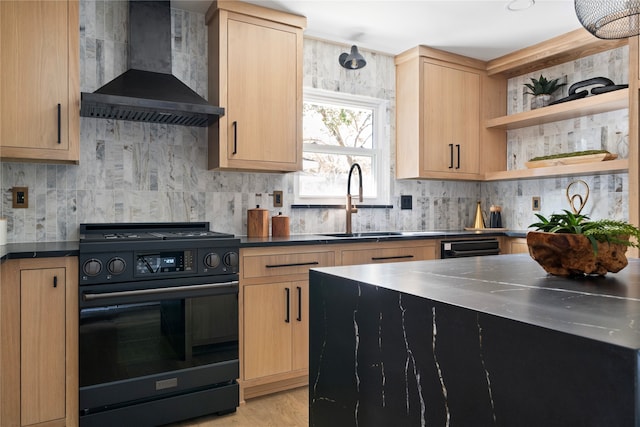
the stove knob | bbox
[107,257,126,275]
[223,251,239,268]
[83,259,103,277]
[205,252,221,269]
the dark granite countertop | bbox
[0,241,79,262]
[311,254,640,350]
[0,229,528,260]
[239,229,525,247]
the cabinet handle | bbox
[285,287,290,323]
[456,144,461,169]
[232,121,238,155]
[265,261,319,269]
[57,103,61,144]
[296,286,302,322]
[448,144,454,169]
[53,276,58,288]
[370,255,414,261]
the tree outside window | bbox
[297,89,389,204]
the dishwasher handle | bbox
[450,248,500,257]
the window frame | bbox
[295,88,390,205]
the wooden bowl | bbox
[526,231,629,277]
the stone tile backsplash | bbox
[0,1,629,243]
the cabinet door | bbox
[422,61,480,175]
[243,282,293,380]
[20,267,66,426]
[291,281,308,372]
[226,17,298,167]
[0,0,79,163]
[508,238,529,254]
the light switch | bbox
[532,196,540,211]
[273,191,283,207]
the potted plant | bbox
[524,74,566,109]
[527,210,640,277]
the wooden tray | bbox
[525,153,618,168]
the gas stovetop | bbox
[79,222,234,242]
[78,222,239,286]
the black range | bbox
[78,222,240,427]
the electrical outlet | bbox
[12,187,29,208]
[273,191,283,208]
[400,195,412,210]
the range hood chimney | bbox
[80,0,223,127]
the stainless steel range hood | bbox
[80,0,223,127]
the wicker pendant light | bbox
[575,0,640,39]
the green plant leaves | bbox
[528,210,640,254]
[523,74,566,96]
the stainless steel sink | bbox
[320,231,404,238]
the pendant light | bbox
[339,45,367,70]
[575,0,640,39]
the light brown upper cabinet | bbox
[395,46,505,180]
[0,0,79,164]
[206,1,306,172]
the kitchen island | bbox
[309,254,640,427]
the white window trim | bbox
[295,88,390,205]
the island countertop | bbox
[309,254,640,426]
[313,253,640,350]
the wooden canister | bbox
[271,212,290,237]
[247,205,269,237]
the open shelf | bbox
[483,159,628,181]
[485,28,627,78]
[485,88,628,130]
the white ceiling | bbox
[172,0,584,61]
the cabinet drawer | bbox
[341,243,436,266]
[242,251,334,279]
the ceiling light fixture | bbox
[575,0,640,39]
[506,0,535,12]
[339,45,367,70]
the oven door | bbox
[79,276,239,419]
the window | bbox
[296,88,389,205]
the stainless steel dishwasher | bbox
[440,238,500,258]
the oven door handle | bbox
[82,281,239,301]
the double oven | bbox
[78,223,240,426]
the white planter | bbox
[530,94,552,109]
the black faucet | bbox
[346,163,363,234]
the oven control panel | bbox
[135,250,194,276]
[79,246,239,285]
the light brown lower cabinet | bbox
[238,240,437,401]
[339,240,437,265]
[0,257,78,427]
[239,247,334,401]
[243,280,308,380]
[503,237,529,254]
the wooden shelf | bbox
[485,88,628,130]
[486,28,627,78]
[483,159,628,181]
